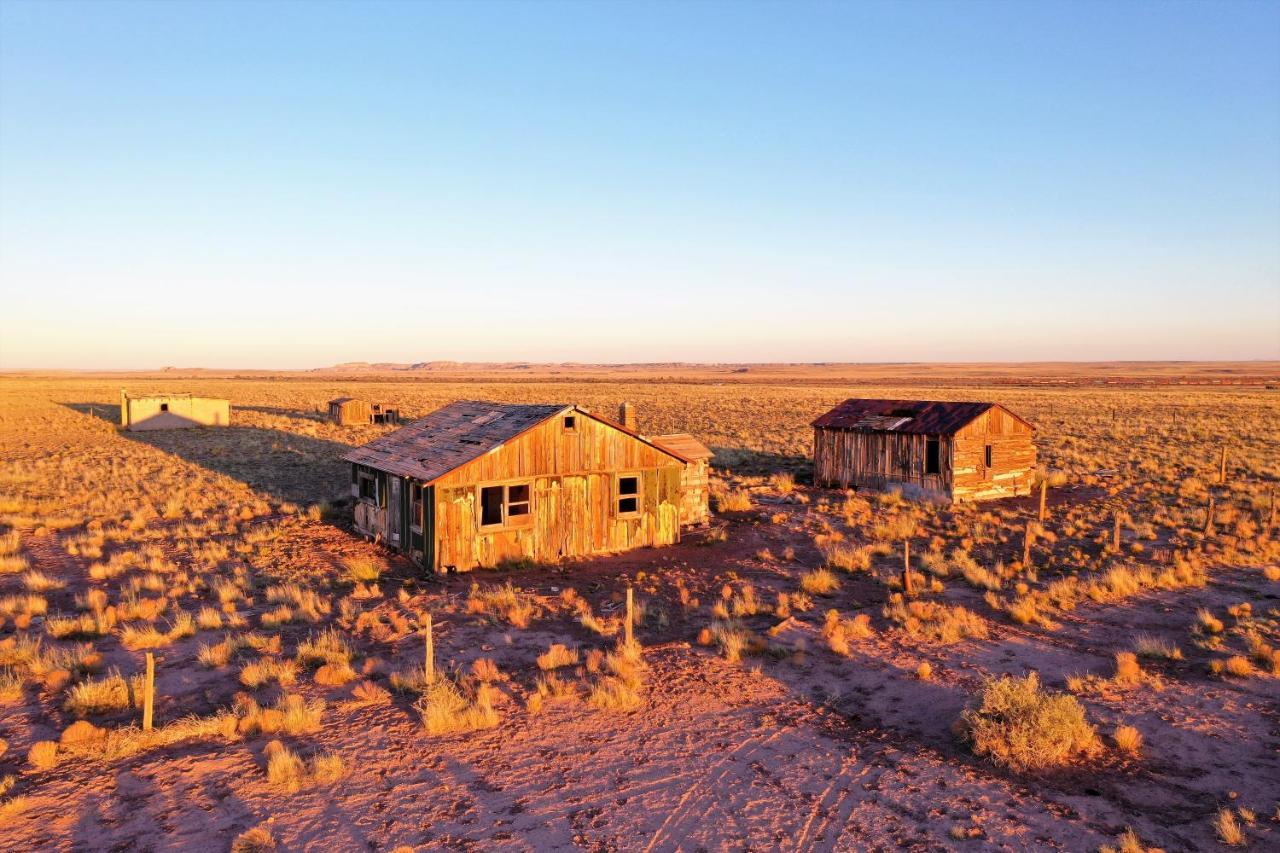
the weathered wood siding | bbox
[678,459,710,526]
[812,430,952,499]
[331,400,372,426]
[950,407,1036,502]
[431,413,683,570]
[812,405,1036,503]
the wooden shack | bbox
[811,399,1036,502]
[328,398,399,426]
[652,433,713,526]
[342,400,696,571]
[120,391,230,431]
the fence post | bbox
[1219,446,1227,484]
[625,587,634,646]
[902,539,913,596]
[1113,512,1121,553]
[423,613,434,684]
[142,652,155,732]
[1269,485,1277,534]
[1023,520,1034,568]
[1038,479,1048,522]
[1203,495,1215,537]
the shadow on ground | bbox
[711,446,812,481]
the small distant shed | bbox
[811,398,1036,502]
[652,433,713,526]
[120,391,229,431]
[328,398,399,426]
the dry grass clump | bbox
[1133,633,1182,660]
[1112,652,1143,686]
[821,609,873,656]
[235,693,324,737]
[799,568,840,596]
[46,608,118,640]
[28,741,59,770]
[471,658,500,682]
[1113,724,1143,755]
[64,669,144,716]
[198,632,278,667]
[715,489,753,512]
[587,640,645,712]
[1196,608,1224,634]
[1214,807,1246,846]
[265,583,330,622]
[0,668,23,704]
[341,554,385,584]
[239,659,299,689]
[418,678,499,735]
[231,824,278,853]
[295,628,353,668]
[1210,655,1254,678]
[916,661,933,680]
[22,570,64,592]
[883,595,989,644]
[957,672,1099,771]
[536,643,579,671]
[345,680,392,707]
[313,662,358,686]
[706,621,751,662]
[466,582,537,629]
[822,543,871,573]
[119,612,195,650]
[1099,827,1162,853]
[263,739,346,792]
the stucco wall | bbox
[124,396,230,431]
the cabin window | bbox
[410,485,423,529]
[563,415,576,431]
[478,482,533,529]
[925,437,940,475]
[160,403,169,412]
[479,486,504,527]
[616,474,641,516]
[984,445,993,468]
[357,471,377,503]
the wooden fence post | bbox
[902,539,913,596]
[1219,446,1227,484]
[1023,521,1034,568]
[1038,479,1048,522]
[423,613,434,684]
[1269,485,1277,534]
[1112,512,1121,553]
[1203,495,1215,537]
[142,652,155,732]
[625,587,634,646]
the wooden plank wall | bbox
[678,459,710,526]
[812,429,952,499]
[432,413,684,570]
[951,408,1036,501]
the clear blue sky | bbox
[1,0,1277,368]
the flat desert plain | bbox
[0,364,1277,851]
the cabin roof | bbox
[812,398,1032,435]
[343,400,688,483]
[329,397,361,405]
[652,433,714,461]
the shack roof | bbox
[329,397,362,405]
[811,399,1032,435]
[652,433,714,461]
[342,400,688,483]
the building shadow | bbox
[710,446,812,481]
[60,402,356,506]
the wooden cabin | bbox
[811,399,1036,502]
[328,398,399,426]
[342,401,696,571]
[652,433,713,526]
[120,390,229,431]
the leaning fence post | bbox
[423,613,434,684]
[1219,446,1227,484]
[1112,511,1121,553]
[625,587,634,646]
[1023,520,1034,567]
[1269,485,1277,534]
[1203,494,1215,537]
[1038,479,1048,522]
[142,652,155,732]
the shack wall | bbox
[124,396,230,431]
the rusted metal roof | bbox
[652,433,714,461]
[812,399,1028,435]
[343,400,690,483]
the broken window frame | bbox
[476,481,534,531]
[616,473,642,517]
[984,444,994,469]
[563,415,576,432]
[357,469,378,504]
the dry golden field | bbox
[0,368,1278,851]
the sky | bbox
[1,0,1278,369]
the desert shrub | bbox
[347,680,391,706]
[231,824,278,853]
[0,668,22,704]
[536,644,578,671]
[716,490,753,512]
[821,609,872,656]
[1214,808,1246,846]
[471,658,500,682]
[916,661,933,680]
[314,662,358,686]
[957,672,1099,771]
[1133,633,1182,660]
[1210,655,1254,678]
[341,555,385,584]
[264,739,346,792]
[800,568,840,596]
[418,679,498,735]
[236,693,324,736]
[28,741,58,770]
[239,659,298,689]
[466,582,537,628]
[1112,652,1142,685]
[64,669,144,716]
[295,628,353,668]
[1113,724,1142,755]
[883,596,988,644]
